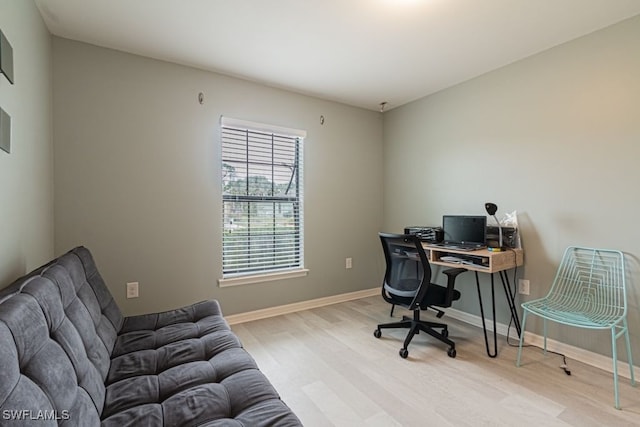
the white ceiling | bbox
[34,0,640,111]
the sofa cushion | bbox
[102,300,301,426]
[0,278,103,426]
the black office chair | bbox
[374,233,466,358]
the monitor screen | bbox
[442,215,487,245]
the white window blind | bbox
[220,117,305,279]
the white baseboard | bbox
[447,307,513,337]
[224,288,379,325]
[520,330,639,380]
[226,287,638,380]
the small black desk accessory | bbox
[484,202,504,251]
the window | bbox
[220,117,306,285]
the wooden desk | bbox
[426,246,523,272]
[424,244,524,357]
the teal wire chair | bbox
[516,246,635,409]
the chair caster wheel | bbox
[447,347,456,358]
[373,329,381,338]
[399,348,409,358]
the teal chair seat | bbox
[516,246,635,409]
[523,296,624,328]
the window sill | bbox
[218,268,309,287]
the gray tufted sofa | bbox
[0,246,301,426]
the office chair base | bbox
[374,314,457,359]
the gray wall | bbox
[383,15,640,360]
[52,38,384,315]
[0,0,53,287]
[7,3,638,363]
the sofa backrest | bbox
[0,247,123,425]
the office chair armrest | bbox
[441,267,467,303]
[442,267,467,280]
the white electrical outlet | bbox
[518,279,530,295]
[345,257,353,269]
[126,282,139,298]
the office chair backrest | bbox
[379,233,432,311]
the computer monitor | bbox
[442,215,487,246]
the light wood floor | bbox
[230,296,639,426]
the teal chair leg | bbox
[611,326,621,409]
[610,318,637,409]
[543,318,547,354]
[623,318,636,386]
[516,310,528,367]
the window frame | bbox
[218,117,307,287]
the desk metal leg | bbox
[475,271,498,358]
[476,270,523,358]
[498,270,521,337]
